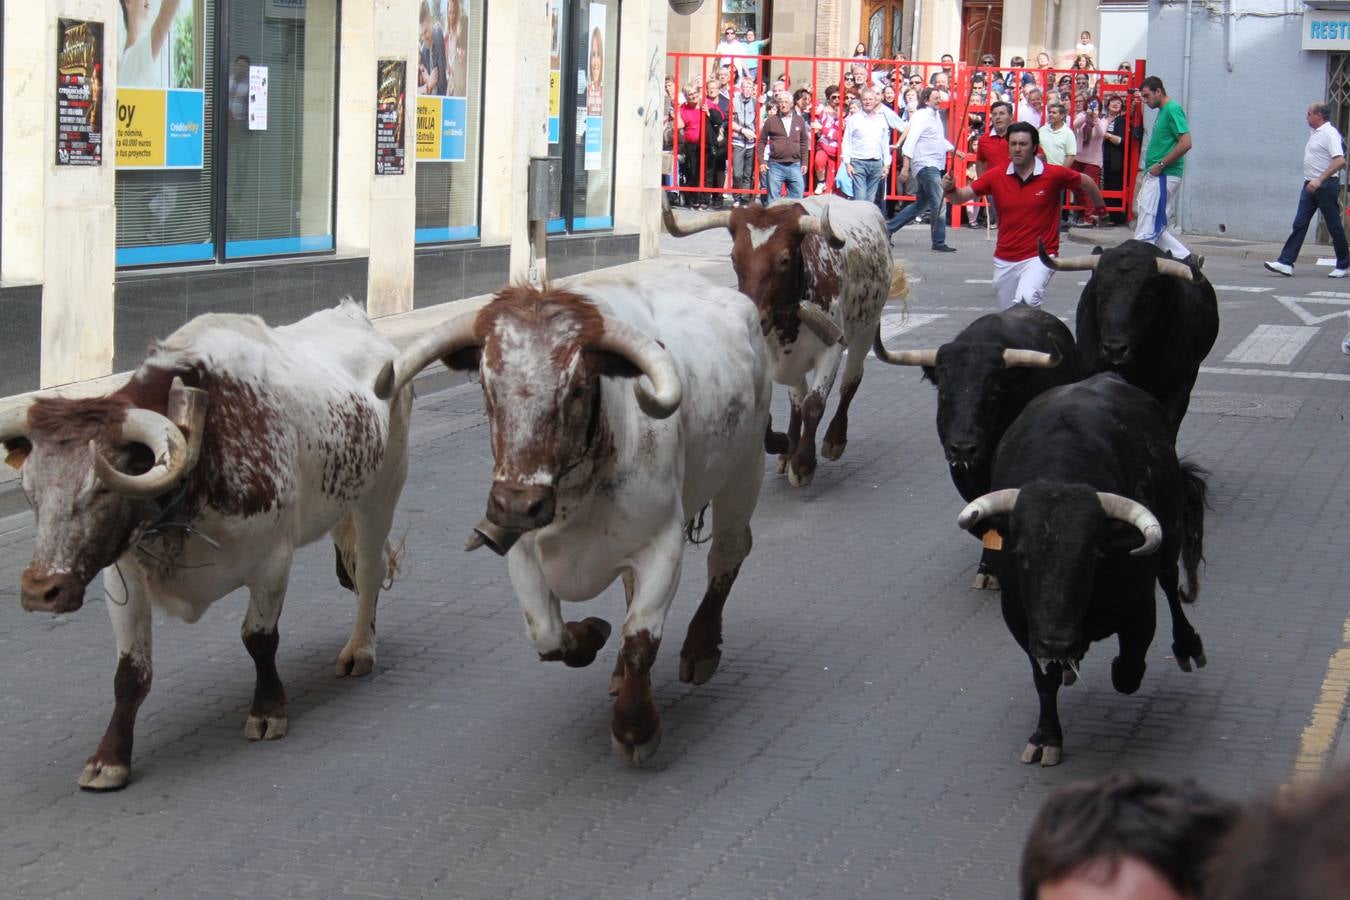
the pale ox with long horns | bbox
[374,263,772,764]
[957,373,1211,767]
[1039,238,1218,437]
[664,195,908,487]
[873,304,1079,589]
[0,301,411,790]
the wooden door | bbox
[862,1,906,60]
[961,1,1002,67]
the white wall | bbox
[1149,0,1322,241]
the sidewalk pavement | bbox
[1064,222,1340,265]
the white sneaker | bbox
[1330,268,1349,278]
[813,182,827,195]
[1264,260,1294,276]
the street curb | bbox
[1063,227,1338,266]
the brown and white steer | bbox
[0,301,411,790]
[664,195,909,486]
[375,263,771,763]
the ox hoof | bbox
[1111,656,1146,695]
[765,431,790,455]
[611,724,663,765]
[244,714,289,741]
[1020,742,1063,767]
[776,455,790,475]
[679,651,722,685]
[79,760,130,792]
[786,462,815,488]
[335,641,376,678]
[820,439,846,461]
[562,617,612,668]
[972,572,1000,591]
[1172,635,1206,672]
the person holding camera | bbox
[1072,97,1108,225]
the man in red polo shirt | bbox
[943,121,1105,309]
[975,100,1012,175]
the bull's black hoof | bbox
[764,431,790,455]
[1111,656,1146,694]
[1172,633,1206,672]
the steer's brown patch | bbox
[87,653,151,777]
[480,285,607,373]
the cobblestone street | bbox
[1,226,1348,898]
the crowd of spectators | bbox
[665,28,1143,223]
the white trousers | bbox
[993,255,1055,310]
[1134,172,1190,258]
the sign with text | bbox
[1303,9,1350,50]
[116,88,205,168]
[375,59,407,175]
[415,95,467,162]
[56,18,104,166]
[583,4,606,170]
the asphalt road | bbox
[0,222,1347,898]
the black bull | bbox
[958,374,1210,767]
[873,305,1079,588]
[1041,239,1219,437]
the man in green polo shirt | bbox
[1135,76,1197,263]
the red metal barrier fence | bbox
[665,52,1146,230]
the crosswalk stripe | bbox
[1224,324,1319,365]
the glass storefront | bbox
[414,0,484,244]
[546,0,617,233]
[113,0,340,266]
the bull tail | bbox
[888,261,911,316]
[1178,459,1210,603]
[332,516,406,593]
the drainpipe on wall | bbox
[1182,0,1195,112]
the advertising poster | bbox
[584,5,605,171]
[249,65,269,130]
[375,59,407,176]
[56,18,104,167]
[416,0,469,161]
[548,0,561,143]
[115,0,205,169]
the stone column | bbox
[3,3,47,286]
[480,1,549,282]
[613,0,668,259]
[336,0,418,318]
[41,0,117,387]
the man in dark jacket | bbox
[760,90,809,200]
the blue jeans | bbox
[885,165,947,248]
[850,158,883,208]
[1278,177,1349,268]
[768,161,805,200]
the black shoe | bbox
[1184,253,1205,270]
[932,244,957,253]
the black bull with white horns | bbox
[1039,238,1219,438]
[872,305,1079,589]
[957,373,1210,767]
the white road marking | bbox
[878,313,946,342]
[1200,366,1350,383]
[963,279,994,284]
[1224,324,1319,365]
[1213,285,1272,293]
[1276,294,1350,325]
[1317,257,1337,266]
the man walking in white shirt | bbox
[840,87,904,211]
[886,88,957,252]
[1265,101,1350,281]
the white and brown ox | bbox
[0,301,411,790]
[374,263,771,763]
[664,195,908,486]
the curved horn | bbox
[593,317,683,419]
[662,196,733,237]
[957,488,1020,531]
[1155,256,1200,282]
[92,408,190,499]
[872,331,939,367]
[373,298,492,400]
[796,204,846,249]
[1002,349,1058,369]
[166,377,208,473]
[798,304,845,346]
[1037,239,1100,272]
[0,400,33,446]
[1097,492,1163,556]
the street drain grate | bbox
[1189,390,1303,419]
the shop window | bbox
[114,0,215,266]
[414,0,484,244]
[224,0,337,258]
[545,0,618,234]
